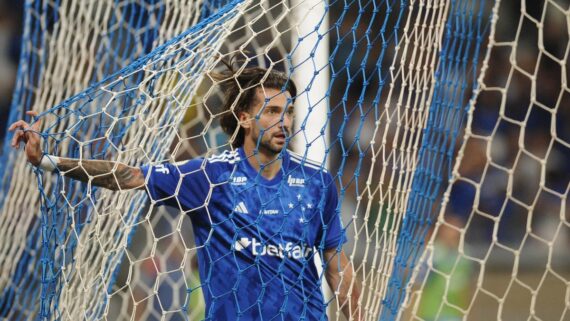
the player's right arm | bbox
[9,111,145,191]
[48,158,145,191]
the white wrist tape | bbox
[38,154,60,172]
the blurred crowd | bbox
[446,1,570,249]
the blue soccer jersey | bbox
[141,147,346,321]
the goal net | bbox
[0,0,567,321]
[403,1,570,321]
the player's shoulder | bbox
[154,150,238,176]
[205,149,241,165]
[286,151,335,189]
[287,150,330,175]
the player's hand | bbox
[8,111,43,166]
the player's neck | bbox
[241,142,282,180]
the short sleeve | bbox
[141,159,211,211]
[318,173,347,250]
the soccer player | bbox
[9,67,362,321]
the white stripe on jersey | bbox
[174,160,190,166]
[289,151,323,167]
[289,153,327,172]
[208,150,238,160]
[208,150,240,164]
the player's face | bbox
[243,87,294,155]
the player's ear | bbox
[238,110,252,129]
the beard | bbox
[253,130,288,155]
[260,138,283,154]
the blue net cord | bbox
[0,0,505,319]
[0,0,44,210]
[37,3,245,319]
[0,1,49,319]
[0,1,239,320]
[378,1,494,320]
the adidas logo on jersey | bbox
[233,202,249,214]
[287,175,305,187]
[233,237,312,260]
[231,176,247,185]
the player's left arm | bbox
[323,248,363,321]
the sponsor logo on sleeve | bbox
[155,164,170,174]
[231,176,248,185]
[287,175,305,187]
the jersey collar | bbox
[237,147,290,186]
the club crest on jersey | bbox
[231,176,248,185]
[233,237,312,260]
[287,175,305,187]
